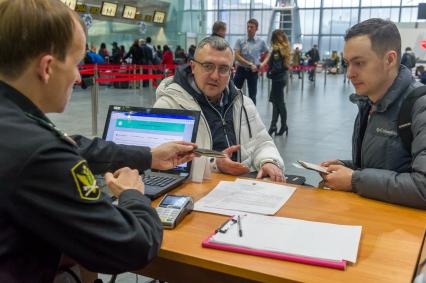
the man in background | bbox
[233,18,269,105]
[212,21,227,38]
[306,44,320,81]
[401,46,416,73]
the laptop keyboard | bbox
[143,175,176,187]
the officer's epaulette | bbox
[25,112,77,147]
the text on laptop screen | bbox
[105,111,196,149]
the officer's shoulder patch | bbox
[71,160,100,200]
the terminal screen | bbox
[104,110,196,171]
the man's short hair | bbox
[0,0,85,79]
[146,37,152,43]
[194,36,234,60]
[344,18,401,61]
[247,18,259,28]
[405,47,412,51]
[212,21,226,34]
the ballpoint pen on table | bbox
[237,215,243,237]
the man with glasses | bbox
[154,36,285,181]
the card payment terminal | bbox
[156,194,194,229]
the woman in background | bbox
[98,42,110,62]
[161,45,174,65]
[261,29,290,136]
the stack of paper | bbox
[194,178,296,216]
[203,213,362,269]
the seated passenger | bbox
[320,19,426,209]
[154,36,285,182]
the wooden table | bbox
[136,173,426,283]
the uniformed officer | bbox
[0,0,197,282]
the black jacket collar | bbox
[0,80,52,123]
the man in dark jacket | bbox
[320,19,426,209]
[0,1,197,282]
[401,46,416,72]
[306,44,320,81]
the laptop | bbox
[102,105,200,199]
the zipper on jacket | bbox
[206,95,239,148]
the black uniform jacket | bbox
[0,81,163,283]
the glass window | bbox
[192,0,201,10]
[228,11,249,34]
[361,0,401,6]
[330,9,357,34]
[400,7,418,22]
[251,10,273,34]
[323,0,359,7]
[330,36,345,53]
[184,0,191,10]
[206,0,218,10]
[390,7,400,22]
[219,10,230,25]
[300,9,317,34]
[206,11,215,34]
[220,0,252,9]
[297,0,321,8]
[320,36,331,58]
[182,11,193,32]
[252,0,274,9]
[300,36,319,54]
[370,7,392,20]
[219,0,230,9]
[401,0,423,6]
[321,9,332,34]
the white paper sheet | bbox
[210,214,362,263]
[194,179,296,216]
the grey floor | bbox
[48,71,356,283]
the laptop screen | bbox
[102,105,200,174]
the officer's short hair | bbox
[0,0,86,79]
[345,18,401,62]
[194,36,234,61]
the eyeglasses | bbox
[192,59,231,75]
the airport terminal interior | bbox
[50,0,425,282]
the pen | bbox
[216,218,237,233]
[237,215,243,237]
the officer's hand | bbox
[151,141,198,170]
[105,167,144,197]
[216,145,250,175]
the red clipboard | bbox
[202,232,347,270]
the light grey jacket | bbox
[346,66,426,209]
[154,77,284,172]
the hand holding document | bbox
[194,178,296,216]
